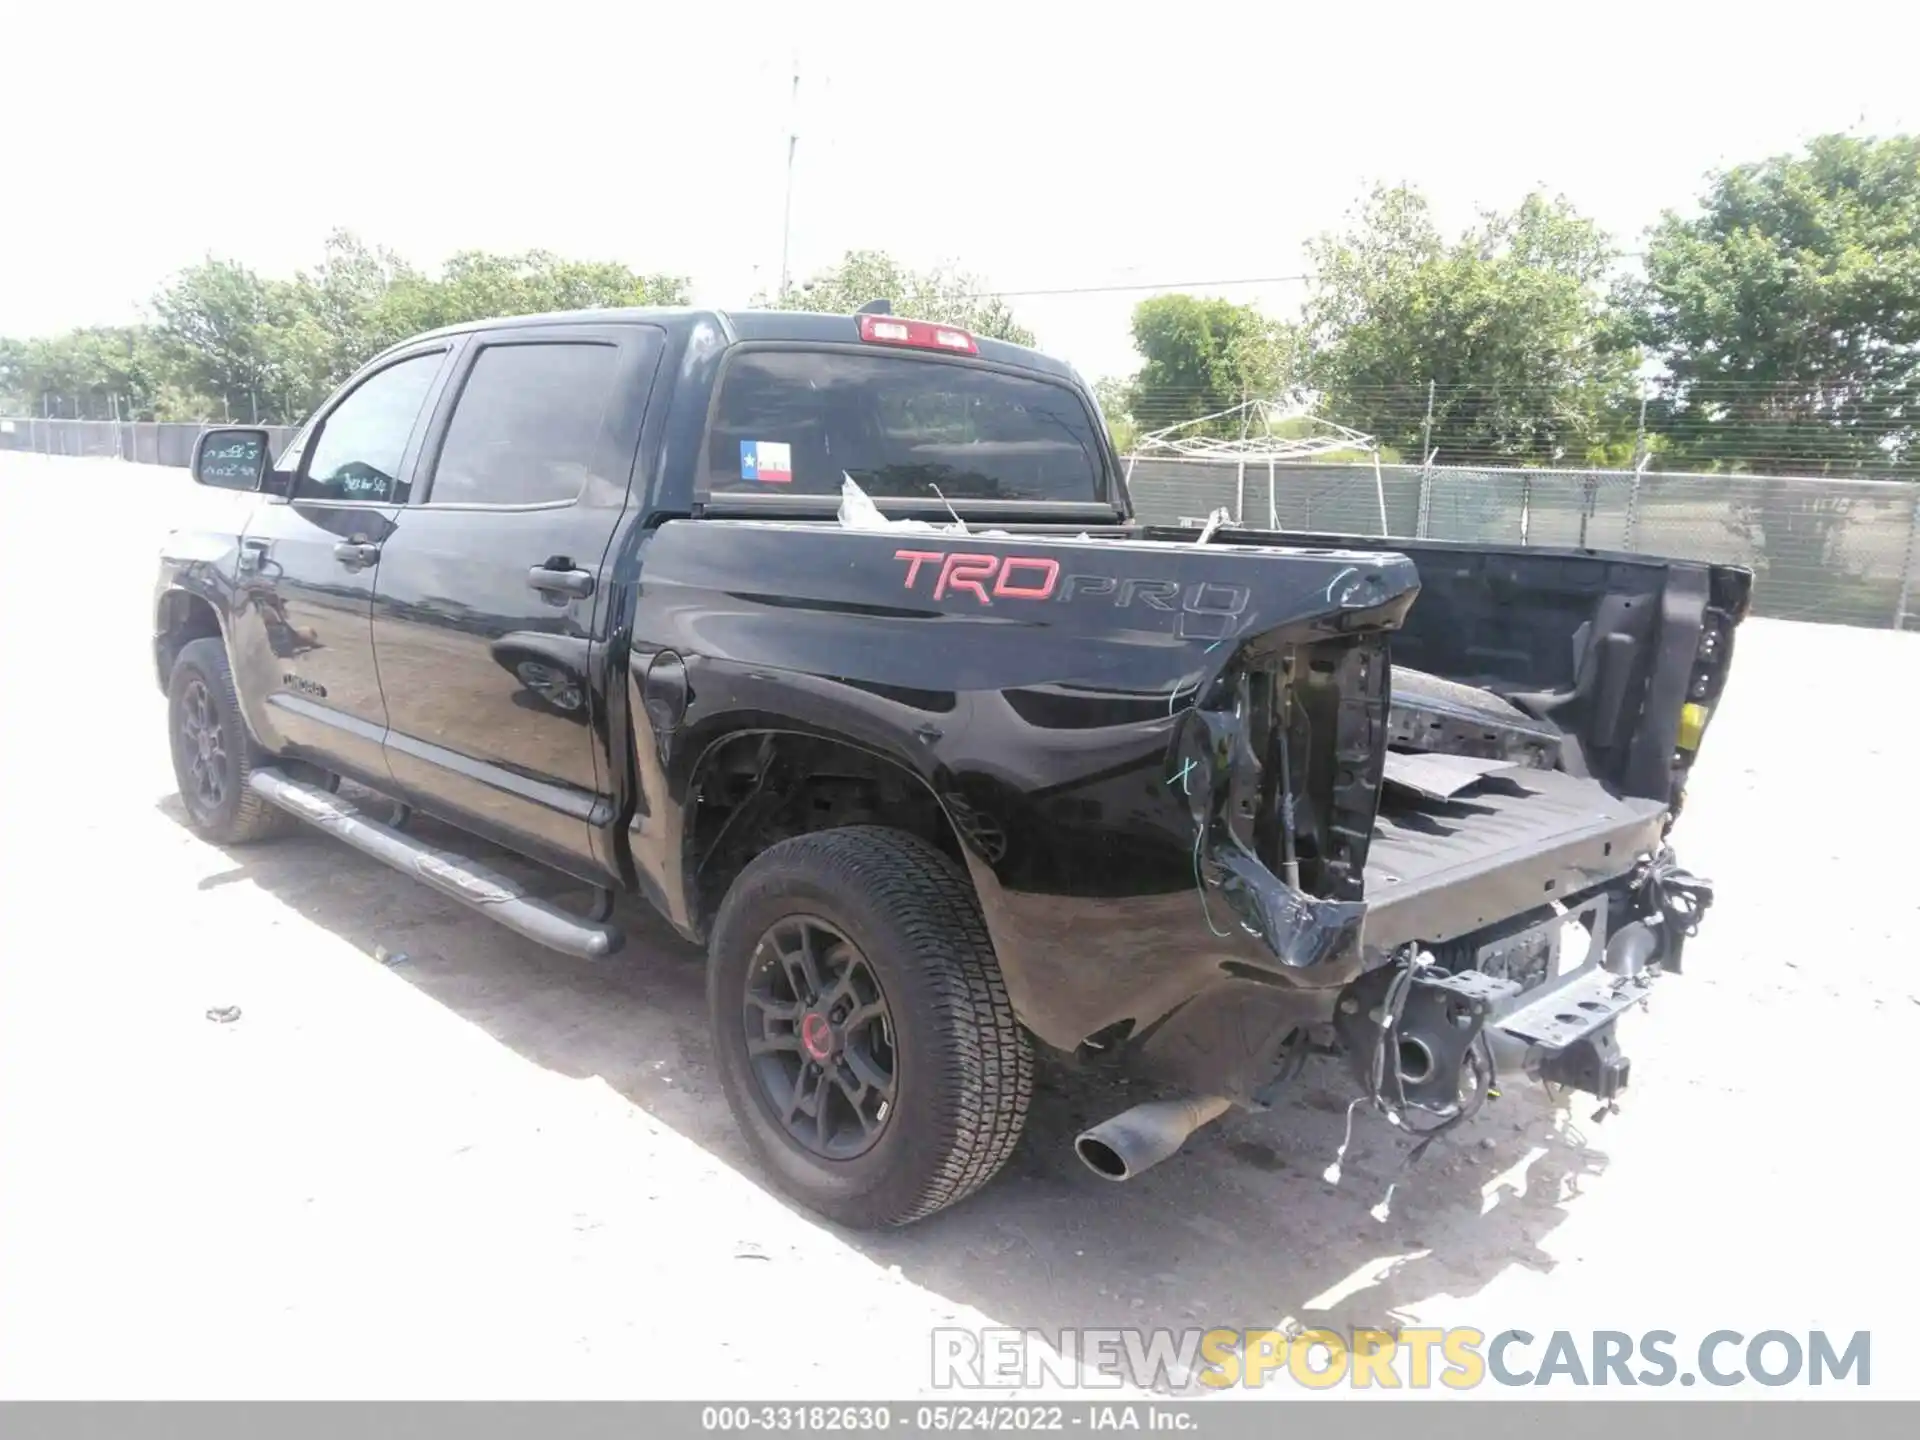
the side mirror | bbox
[191,428,273,491]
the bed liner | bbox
[1361,766,1667,952]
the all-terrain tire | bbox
[708,826,1034,1228]
[167,636,296,844]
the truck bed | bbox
[1361,760,1668,952]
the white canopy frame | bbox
[1126,396,1389,534]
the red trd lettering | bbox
[895,549,944,587]
[895,549,1062,604]
[935,553,999,604]
[992,556,1060,600]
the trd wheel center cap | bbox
[800,1011,835,1062]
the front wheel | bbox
[167,636,294,844]
[708,826,1034,1228]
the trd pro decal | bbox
[893,549,1249,639]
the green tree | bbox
[1,234,800,427]
[292,230,425,386]
[0,338,25,411]
[390,248,687,333]
[767,250,1035,346]
[1295,185,1639,465]
[152,258,312,423]
[322,240,688,406]
[1122,294,1289,435]
[0,325,173,419]
[1092,375,1138,452]
[1629,133,1920,476]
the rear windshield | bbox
[703,349,1109,504]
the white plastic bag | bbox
[836,475,965,534]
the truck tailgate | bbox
[1362,768,1667,951]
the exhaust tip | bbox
[1072,1095,1232,1183]
[1074,1134,1132,1181]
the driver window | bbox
[295,352,443,503]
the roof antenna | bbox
[855,298,893,315]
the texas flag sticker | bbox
[740,440,793,483]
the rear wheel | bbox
[708,826,1033,1228]
[167,637,294,844]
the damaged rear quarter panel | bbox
[624,519,1419,1080]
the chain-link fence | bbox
[5,419,1916,630]
[0,417,299,469]
[1125,456,1920,630]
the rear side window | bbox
[426,342,620,506]
[704,350,1107,503]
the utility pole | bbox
[778,58,800,303]
[1420,379,1436,464]
[1631,383,1650,469]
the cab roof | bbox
[403,306,1082,384]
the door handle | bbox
[527,563,595,601]
[333,540,380,569]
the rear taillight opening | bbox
[857,313,978,355]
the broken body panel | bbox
[629,513,1747,1114]
[153,305,1750,1149]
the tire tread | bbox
[170,637,296,843]
[711,825,1034,1226]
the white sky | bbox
[3,0,1915,383]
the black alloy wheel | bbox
[742,916,898,1160]
[165,636,295,843]
[175,674,232,819]
[706,826,1033,1227]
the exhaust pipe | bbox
[1074,1095,1233,1182]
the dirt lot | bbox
[2,453,1915,1399]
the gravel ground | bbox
[1,454,1915,1400]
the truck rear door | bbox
[366,321,666,885]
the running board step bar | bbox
[247,770,622,961]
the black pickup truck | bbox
[154,305,1746,1228]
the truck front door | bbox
[367,322,664,885]
[228,345,454,782]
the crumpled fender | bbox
[1182,690,1369,972]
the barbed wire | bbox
[1107,381,1919,472]
[964,274,1313,299]
[1100,381,1920,395]
[1107,383,1912,394]
[12,373,1912,474]
[954,255,1655,301]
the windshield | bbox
[704,349,1110,505]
